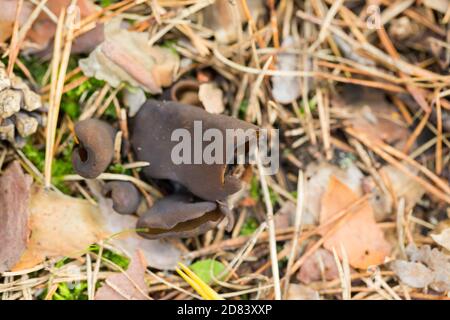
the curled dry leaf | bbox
[95,250,149,300]
[198,83,224,114]
[319,176,391,269]
[79,19,180,94]
[0,161,32,272]
[297,248,339,284]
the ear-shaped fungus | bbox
[137,194,232,239]
[72,119,116,179]
[131,100,259,201]
[170,79,201,107]
[102,181,140,215]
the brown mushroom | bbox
[72,119,116,179]
[136,194,232,239]
[170,79,201,107]
[131,99,259,201]
[102,181,140,215]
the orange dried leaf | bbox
[319,176,391,269]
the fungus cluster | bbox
[72,99,258,239]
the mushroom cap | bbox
[72,119,116,179]
[136,194,231,239]
[102,181,140,215]
[131,99,259,201]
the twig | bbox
[255,148,281,300]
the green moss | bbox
[240,217,259,236]
[22,140,74,193]
[18,57,50,85]
[89,245,130,270]
[62,77,106,120]
[107,163,132,175]
[250,176,279,207]
[161,39,179,56]
[53,282,88,300]
[238,100,249,120]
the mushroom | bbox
[170,79,201,107]
[131,99,259,201]
[136,194,232,239]
[72,119,116,179]
[102,181,140,215]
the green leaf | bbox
[190,259,226,285]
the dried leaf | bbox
[369,164,425,221]
[0,0,100,51]
[274,201,296,229]
[14,183,182,271]
[0,161,32,272]
[431,228,450,251]
[123,87,146,118]
[198,83,224,114]
[297,248,339,284]
[319,176,391,269]
[79,19,179,94]
[13,186,107,270]
[392,244,450,292]
[391,260,434,288]
[95,250,148,300]
[0,0,33,42]
[332,86,409,147]
[304,161,364,224]
[286,284,320,300]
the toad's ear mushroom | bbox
[136,195,233,239]
[131,100,259,201]
[102,181,140,215]
[170,79,201,107]
[72,119,116,179]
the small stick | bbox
[6,0,24,77]
[283,170,304,299]
[256,148,281,300]
[435,89,443,175]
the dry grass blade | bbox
[283,170,305,299]
[256,148,281,300]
